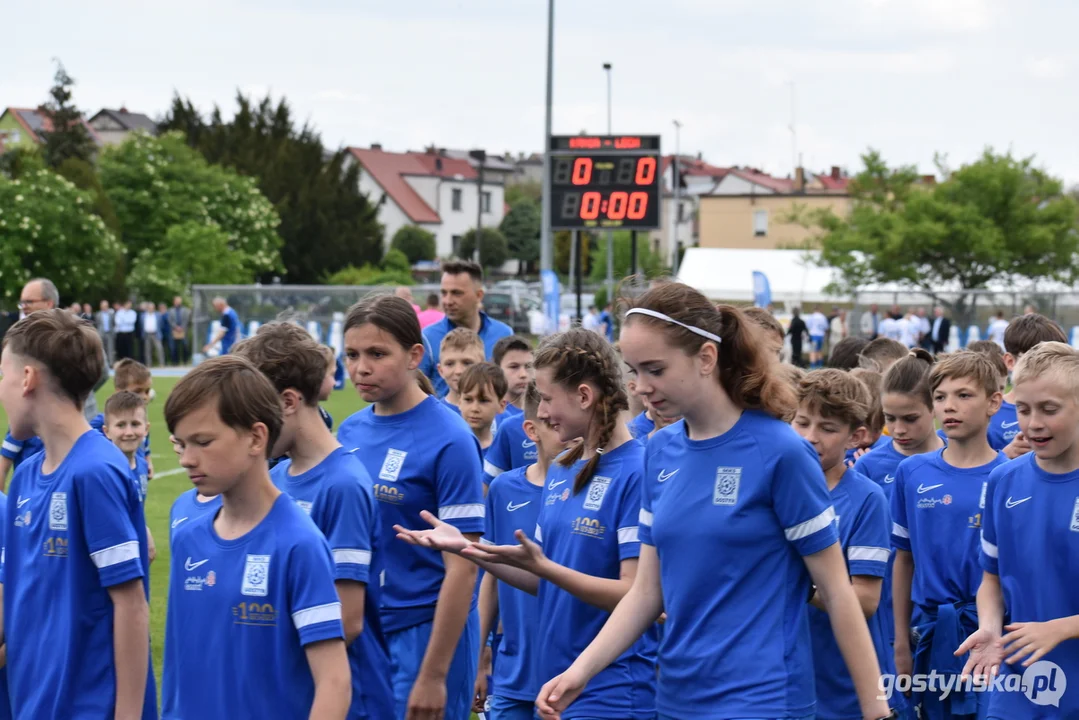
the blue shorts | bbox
[810,335,825,351]
[387,609,480,720]
[487,694,537,720]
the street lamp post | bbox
[540,0,555,272]
[469,149,487,266]
[671,119,682,276]
[604,62,614,304]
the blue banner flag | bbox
[752,271,772,308]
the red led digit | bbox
[580,191,601,220]
[627,192,648,220]
[572,157,593,186]
[634,157,657,185]
[607,191,628,220]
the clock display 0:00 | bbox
[560,191,650,220]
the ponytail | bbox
[881,349,935,410]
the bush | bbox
[459,227,510,269]
[391,225,436,264]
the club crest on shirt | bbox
[379,449,408,483]
[1070,498,1079,533]
[583,476,612,512]
[241,554,271,597]
[295,500,313,515]
[49,492,68,531]
[713,467,742,506]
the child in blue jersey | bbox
[235,321,395,720]
[396,327,659,720]
[162,356,352,719]
[967,341,1014,454]
[0,431,43,491]
[959,342,1079,719]
[439,327,486,413]
[891,351,1007,720]
[493,335,534,414]
[92,358,156,474]
[473,381,569,719]
[338,295,485,720]
[0,489,9,720]
[319,344,339,430]
[102,391,158,564]
[793,369,900,719]
[845,368,889,466]
[530,284,894,720]
[480,337,533,482]
[0,310,155,719]
[458,363,509,456]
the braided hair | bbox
[534,328,629,494]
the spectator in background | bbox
[805,305,829,368]
[582,305,601,332]
[204,296,241,355]
[599,302,614,342]
[787,307,808,368]
[860,303,880,339]
[96,300,115,365]
[157,302,171,363]
[915,307,932,350]
[930,306,952,354]
[1024,304,1037,315]
[68,301,82,316]
[829,308,848,349]
[115,299,137,361]
[987,310,1010,350]
[169,295,190,365]
[142,301,165,366]
[417,293,444,329]
[395,286,421,314]
[80,303,93,322]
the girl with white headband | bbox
[535,282,897,720]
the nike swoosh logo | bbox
[548,479,567,490]
[184,557,208,571]
[172,517,188,529]
[657,469,678,483]
[1001,420,1020,428]
[883,475,896,484]
[521,440,536,448]
[507,501,531,512]
[917,483,944,494]
[16,497,30,508]
[1005,496,1032,509]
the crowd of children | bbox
[0,282,1075,720]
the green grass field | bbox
[0,376,369,690]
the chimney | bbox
[831,165,841,181]
[435,157,443,172]
[697,151,703,161]
[794,167,806,193]
[371,142,382,151]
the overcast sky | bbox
[8,0,1078,183]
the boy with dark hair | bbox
[891,351,1006,720]
[163,355,352,719]
[457,363,508,454]
[483,337,539,482]
[234,322,394,720]
[0,310,154,719]
[92,358,156,476]
[439,328,486,412]
[829,336,870,370]
[491,336,533,413]
[743,307,785,359]
[791,369,896,719]
[859,337,909,375]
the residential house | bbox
[696,166,852,250]
[346,145,506,259]
[653,154,730,268]
[88,108,158,145]
[0,107,102,151]
[510,153,544,185]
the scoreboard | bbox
[548,135,662,231]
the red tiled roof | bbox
[410,152,477,180]
[728,168,793,193]
[816,174,849,191]
[348,147,452,224]
[662,155,729,178]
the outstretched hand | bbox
[394,510,471,554]
[462,529,546,573]
[956,628,1004,682]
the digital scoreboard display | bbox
[548,135,662,231]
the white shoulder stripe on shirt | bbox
[617,526,639,544]
[1,441,19,454]
[90,540,140,569]
[292,602,342,631]
[333,549,371,566]
[892,522,910,539]
[483,460,506,478]
[847,546,889,564]
[638,509,653,527]
[534,524,543,543]
[980,535,998,559]
[784,507,836,542]
[438,503,485,520]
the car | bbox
[483,291,536,335]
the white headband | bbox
[625,308,722,344]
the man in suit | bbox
[930,305,952,354]
[169,295,191,365]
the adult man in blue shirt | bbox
[419,260,512,398]
[203,296,241,356]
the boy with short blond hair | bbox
[457,363,508,454]
[0,309,154,719]
[438,327,485,411]
[91,358,156,477]
[961,341,1079,719]
[790,369,895,719]
[163,355,352,719]
[891,351,1006,720]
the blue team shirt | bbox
[337,396,485,633]
[220,306,241,354]
[845,432,890,465]
[481,467,544,702]
[981,455,1079,718]
[169,489,223,539]
[0,491,9,720]
[986,400,1018,451]
[163,494,344,719]
[2,431,155,719]
[891,449,1007,609]
[419,313,513,397]
[482,412,537,482]
[626,411,654,440]
[639,412,840,719]
[808,468,895,720]
[1,431,44,468]
[534,441,655,718]
[271,448,394,720]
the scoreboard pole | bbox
[630,231,638,283]
[539,0,555,272]
[575,230,583,324]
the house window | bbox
[677,202,685,223]
[452,235,463,256]
[482,191,492,213]
[452,188,462,211]
[753,209,768,237]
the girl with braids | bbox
[534,283,896,720]
[394,328,657,720]
[336,295,486,720]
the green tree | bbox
[499,199,540,272]
[160,93,384,283]
[799,149,1079,324]
[505,180,541,207]
[391,225,436,264]
[99,131,282,280]
[127,221,250,301]
[459,227,510,270]
[0,146,46,180]
[589,231,665,283]
[38,62,97,170]
[0,169,121,302]
[554,231,594,278]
